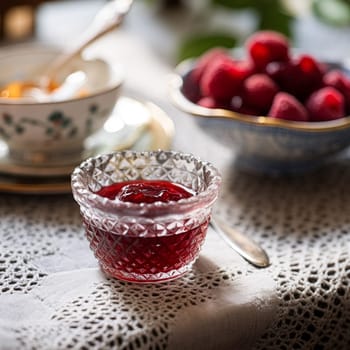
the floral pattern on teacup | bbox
[0,103,104,141]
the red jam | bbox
[96,179,193,203]
[85,180,209,282]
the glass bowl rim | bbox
[71,150,222,216]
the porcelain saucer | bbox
[0,97,174,194]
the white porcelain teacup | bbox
[0,44,123,166]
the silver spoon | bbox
[211,217,270,268]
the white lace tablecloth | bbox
[1,157,350,349]
[1,4,350,349]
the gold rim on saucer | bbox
[0,97,175,178]
[0,175,72,195]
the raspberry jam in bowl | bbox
[71,150,221,283]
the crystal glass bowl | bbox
[71,150,221,283]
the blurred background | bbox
[1,0,350,64]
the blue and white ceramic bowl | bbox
[170,60,350,175]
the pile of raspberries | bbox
[182,30,350,122]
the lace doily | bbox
[1,151,350,349]
[216,156,350,350]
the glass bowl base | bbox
[100,263,193,283]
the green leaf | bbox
[211,0,294,37]
[178,33,237,62]
[312,0,350,26]
[211,0,257,9]
[257,6,294,37]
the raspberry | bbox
[246,30,290,71]
[324,70,350,92]
[266,55,324,101]
[298,55,324,77]
[242,73,278,113]
[183,50,231,103]
[200,58,252,100]
[323,70,350,114]
[182,71,202,103]
[230,59,255,81]
[306,87,345,121]
[297,55,325,95]
[269,92,309,121]
[191,48,230,84]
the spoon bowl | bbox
[211,217,270,268]
[23,71,87,102]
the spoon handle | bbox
[211,217,270,268]
[46,0,133,78]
